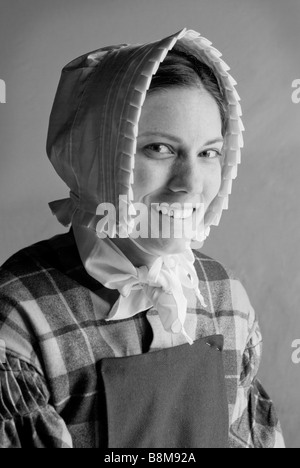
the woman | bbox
[0,29,284,448]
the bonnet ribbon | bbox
[73,225,207,345]
[48,192,79,227]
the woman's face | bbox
[131,86,224,255]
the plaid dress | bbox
[0,231,284,448]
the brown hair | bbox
[148,49,227,135]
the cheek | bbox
[204,164,222,201]
[132,159,167,201]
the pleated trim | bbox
[114,28,244,240]
[116,29,186,238]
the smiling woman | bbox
[0,29,285,448]
[129,86,223,256]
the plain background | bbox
[0,0,299,447]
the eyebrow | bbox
[138,132,224,146]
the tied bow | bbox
[106,249,207,345]
[73,225,207,345]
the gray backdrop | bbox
[0,0,299,448]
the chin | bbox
[139,237,190,256]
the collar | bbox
[73,225,207,345]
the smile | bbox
[154,204,196,219]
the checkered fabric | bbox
[0,231,284,448]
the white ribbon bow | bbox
[73,226,207,345]
[107,248,207,345]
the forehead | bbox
[138,87,222,141]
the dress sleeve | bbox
[0,354,73,448]
[229,314,285,448]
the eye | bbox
[199,149,222,159]
[145,144,175,157]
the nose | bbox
[167,157,203,195]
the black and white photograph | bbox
[0,0,299,450]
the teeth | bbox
[173,209,193,219]
[154,204,194,219]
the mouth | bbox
[152,203,198,220]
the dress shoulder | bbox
[192,248,240,282]
[0,232,90,370]
[0,231,100,301]
[192,248,258,343]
